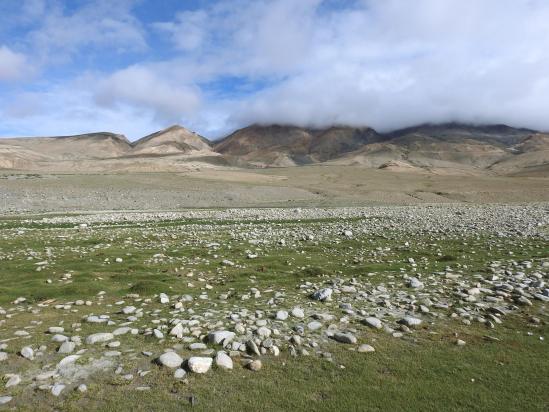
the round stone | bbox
[158,352,183,368]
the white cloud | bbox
[26,0,147,64]
[226,0,549,131]
[153,10,208,51]
[94,66,201,124]
[146,0,549,133]
[3,0,549,138]
[0,46,29,81]
[0,78,163,139]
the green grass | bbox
[0,214,548,411]
[20,319,547,412]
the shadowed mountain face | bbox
[0,123,547,174]
[214,125,382,166]
[214,123,548,173]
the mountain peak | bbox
[131,124,212,155]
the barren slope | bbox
[131,125,213,156]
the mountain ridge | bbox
[0,122,547,174]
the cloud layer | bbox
[1,0,549,139]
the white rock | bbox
[357,344,375,353]
[51,383,65,396]
[20,346,34,360]
[85,333,114,344]
[257,327,271,338]
[48,327,64,334]
[291,307,305,318]
[58,341,76,354]
[169,323,184,338]
[174,368,187,379]
[57,355,80,369]
[399,316,422,327]
[246,359,262,371]
[275,310,289,320]
[215,351,233,370]
[208,330,235,345]
[5,374,21,388]
[122,306,136,314]
[307,321,323,331]
[51,334,69,343]
[188,357,213,373]
[113,327,131,336]
[158,352,183,368]
[0,396,12,405]
[363,317,383,329]
[408,277,424,288]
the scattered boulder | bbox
[188,357,213,374]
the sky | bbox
[0,0,548,141]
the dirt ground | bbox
[1,165,548,213]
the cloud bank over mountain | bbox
[1,0,548,139]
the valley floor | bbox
[1,166,549,213]
[0,205,547,411]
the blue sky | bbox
[1,0,548,140]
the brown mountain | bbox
[0,127,218,172]
[331,123,533,171]
[214,124,381,167]
[0,122,547,175]
[215,122,548,174]
[0,132,131,169]
[130,125,212,157]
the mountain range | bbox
[1,123,548,175]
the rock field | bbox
[0,204,547,409]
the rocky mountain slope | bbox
[214,125,381,166]
[0,122,547,174]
